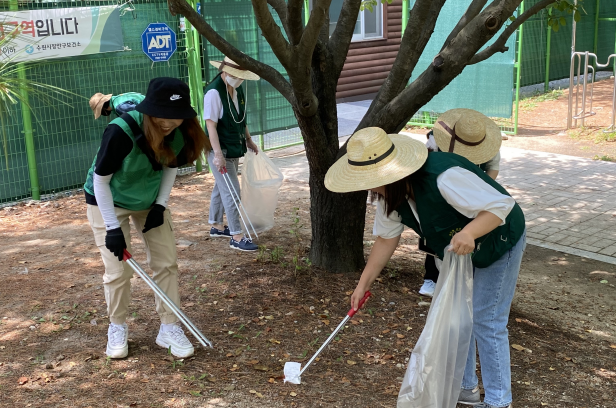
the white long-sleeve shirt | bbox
[93,166,177,230]
[373,167,515,239]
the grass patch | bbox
[520,89,564,111]
[594,131,616,144]
[593,154,615,162]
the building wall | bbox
[336,0,403,101]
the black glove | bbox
[142,204,166,234]
[105,227,127,262]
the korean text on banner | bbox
[0,6,124,63]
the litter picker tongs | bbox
[284,291,372,384]
[122,249,213,349]
[220,167,259,240]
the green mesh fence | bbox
[407,0,616,132]
[0,0,190,204]
[408,0,517,133]
[520,0,616,87]
[199,0,302,151]
[0,101,29,204]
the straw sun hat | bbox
[325,127,428,193]
[210,56,260,81]
[89,93,112,119]
[432,108,502,165]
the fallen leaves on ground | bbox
[249,389,263,398]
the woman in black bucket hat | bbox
[83,77,210,360]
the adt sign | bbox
[142,23,177,62]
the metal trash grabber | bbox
[284,291,372,384]
[220,167,259,240]
[122,249,213,349]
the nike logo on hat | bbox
[170,94,182,101]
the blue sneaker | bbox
[210,225,231,238]
[229,237,258,252]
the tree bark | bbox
[293,43,367,273]
[297,112,367,272]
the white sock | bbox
[161,322,179,333]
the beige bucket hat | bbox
[325,127,428,193]
[210,56,260,81]
[89,93,112,119]
[432,108,502,165]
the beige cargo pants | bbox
[87,204,180,325]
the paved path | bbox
[498,147,616,265]
[272,135,616,265]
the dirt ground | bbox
[505,78,616,160]
[1,171,615,408]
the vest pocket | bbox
[432,215,464,237]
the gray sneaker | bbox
[475,403,512,408]
[458,385,481,405]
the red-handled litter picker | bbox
[123,250,213,349]
[284,291,372,384]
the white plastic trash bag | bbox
[240,150,284,233]
[398,249,474,408]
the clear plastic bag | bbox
[240,150,284,234]
[398,249,474,408]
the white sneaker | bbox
[156,323,194,358]
[419,280,436,297]
[106,323,128,359]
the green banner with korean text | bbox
[0,6,124,62]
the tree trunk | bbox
[293,45,367,273]
[308,177,367,273]
[295,112,368,273]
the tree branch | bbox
[267,0,292,41]
[329,0,362,77]
[251,0,293,67]
[167,0,295,106]
[298,0,332,67]
[356,0,446,131]
[371,0,541,132]
[287,0,305,45]
[468,0,552,64]
[440,0,489,52]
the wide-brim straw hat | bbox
[89,93,112,119]
[210,56,260,81]
[325,127,428,193]
[433,108,501,165]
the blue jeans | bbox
[208,150,242,235]
[462,230,527,407]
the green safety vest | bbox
[395,152,525,268]
[83,111,185,211]
[204,74,247,159]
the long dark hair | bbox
[143,115,211,165]
[371,174,414,217]
[179,117,211,162]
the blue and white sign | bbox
[196,2,201,15]
[141,22,176,62]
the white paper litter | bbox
[283,362,301,384]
